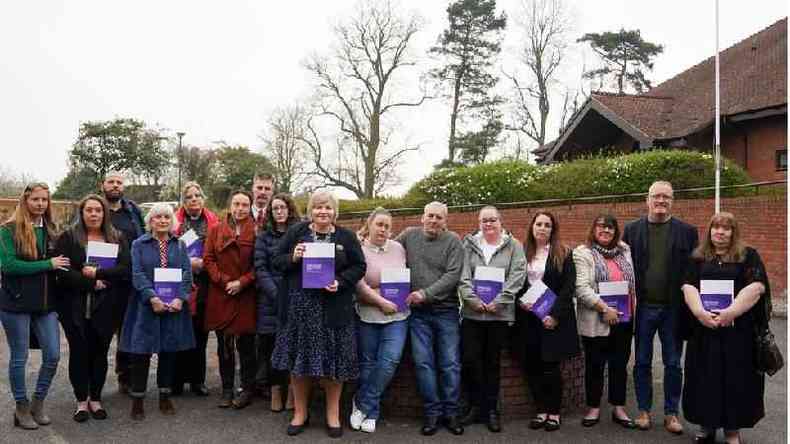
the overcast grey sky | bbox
[0,1,786,198]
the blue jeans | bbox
[634,305,683,414]
[355,319,409,419]
[0,310,61,402]
[409,309,461,418]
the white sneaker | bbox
[360,418,376,433]
[350,399,365,431]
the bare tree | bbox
[0,166,35,198]
[505,0,571,152]
[301,0,427,199]
[262,104,311,193]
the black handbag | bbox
[754,285,784,376]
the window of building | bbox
[776,149,787,171]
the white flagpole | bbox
[714,0,721,213]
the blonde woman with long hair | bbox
[0,183,68,429]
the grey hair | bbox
[648,180,674,195]
[144,202,176,233]
[307,191,339,222]
[424,201,448,216]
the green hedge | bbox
[405,150,752,207]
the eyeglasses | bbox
[594,223,615,231]
[649,193,673,201]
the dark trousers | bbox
[521,316,562,415]
[256,333,286,387]
[113,285,132,385]
[217,331,257,392]
[130,352,175,398]
[63,318,112,402]
[461,319,508,414]
[582,322,633,408]
[173,319,210,388]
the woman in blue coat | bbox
[120,203,195,421]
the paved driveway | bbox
[0,320,785,443]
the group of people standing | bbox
[0,176,770,444]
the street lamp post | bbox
[176,131,185,194]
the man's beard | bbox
[104,191,122,203]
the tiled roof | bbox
[587,17,787,140]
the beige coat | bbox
[573,242,634,338]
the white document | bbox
[86,241,119,259]
[154,268,182,282]
[520,279,548,305]
[474,266,505,283]
[304,243,335,258]
[180,229,199,247]
[700,279,735,297]
[381,268,410,284]
[599,280,629,296]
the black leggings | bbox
[173,319,210,387]
[256,333,287,387]
[63,319,112,402]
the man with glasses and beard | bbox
[101,171,145,395]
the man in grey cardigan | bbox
[396,201,464,436]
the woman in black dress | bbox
[271,191,366,438]
[681,212,768,444]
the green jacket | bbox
[0,225,56,313]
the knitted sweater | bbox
[395,227,463,312]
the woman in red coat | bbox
[203,190,258,409]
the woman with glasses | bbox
[0,183,66,429]
[458,206,526,433]
[574,214,637,430]
[253,193,301,412]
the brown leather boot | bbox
[14,401,38,430]
[30,398,51,425]
[159,395,176,416]
[130,398,145,421]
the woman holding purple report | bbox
[457,206,525,433]
[120,202,194,421]
[55,194,130,422]
[271,191,365,438]
[349,207,409,434]
[573,213,637,430]
[681,212,768,444]
[515,211,578,432]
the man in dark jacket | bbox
[622,181,698,435]
[101,171,145,395]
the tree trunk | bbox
[448,72,464,163]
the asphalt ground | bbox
[0,319,785,444]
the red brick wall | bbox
[691,114,788,182]
[339,193,787,418]
[340,194,787,299]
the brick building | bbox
[536,18,788,183]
